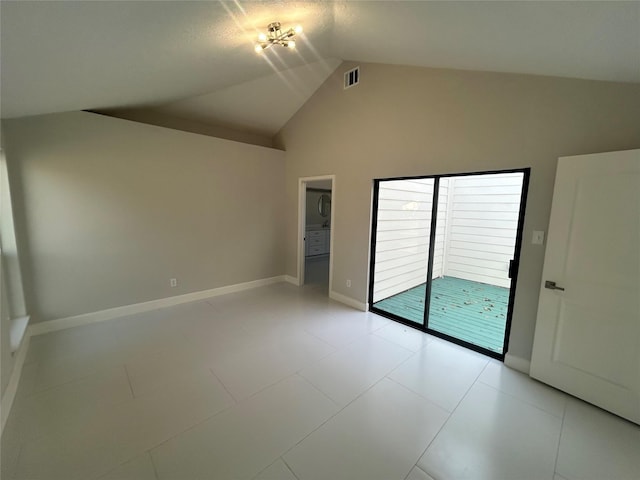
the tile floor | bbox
[304,255,329,286]
[2,282,639,480]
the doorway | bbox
[368,169,529,359]
[298,176,335,293]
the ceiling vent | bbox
[344,66,359,89]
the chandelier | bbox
[255,22,302,53]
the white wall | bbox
[433,177,449,279]
[373,179,433,302]
[444,173,524,288]
[372,173,522,303]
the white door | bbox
[530,149,640,424]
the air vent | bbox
[344,66,359,89]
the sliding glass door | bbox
[370,178,435,327]
[369,169,529,359]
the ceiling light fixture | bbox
[254,22,302,53]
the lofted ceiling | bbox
[1,1,638,138]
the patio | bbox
[372,276,510,353]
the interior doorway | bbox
[368,169,529,359]
[298,176,335,293]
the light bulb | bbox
[294,25,303,34]
[254,44,264,53]
[288,40,296,49]
[258,33,267,42]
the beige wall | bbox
[1,132,16,399]
[1,151,27,320]
[1,253,13,398]
[276,62,640,361]
[2,111,286,322]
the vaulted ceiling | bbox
[1,1,638,138]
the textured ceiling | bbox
[1,1,638,136]
[334,2,640,82]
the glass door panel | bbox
[426,172,525,353]
[371,178,434,326]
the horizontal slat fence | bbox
[372,179,434,302]
[443,173,523,288]
[372,172,523,303]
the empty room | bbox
[1,2,639,480]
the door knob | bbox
[544,280,565,291]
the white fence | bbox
[373,179,433,303]
[444,173,523,288]
[373,172,523,302]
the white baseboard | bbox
[284,275,299,286]
[329,290,368,312]
[504,353,531,374]
[29,275,287,336]
[2,275,291,435]
[1,331,30,434]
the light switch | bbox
[532,230,545,245]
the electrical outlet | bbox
[346,279,351,288]
[532,231,545,245]
[170,278,177,287]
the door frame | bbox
[368,167,530,360]
[297,175,335,291]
